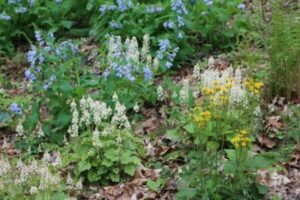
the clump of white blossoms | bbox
[112,100,131,130]
[200,65,248,105]
[16,120,24,137]
[68,100,79,137]
[157,85,165,101]
[0,157,62,194]
[192,62,201,80]
[106,34,159,81]
[67,94,132,146]
[0,157,11,176]
[179,79,190,106]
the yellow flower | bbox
[243,78,264,94]
[231,131,250,149]
[193,110,212,128]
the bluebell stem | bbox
[110,21,122,29]
[25,69,36,81]
[27,45,37,67]
[204,0,213,6]
[143,66,152,81]
[28,0,35,6]
[145,5,163,14]
[171,0,188,15]
[163,20,176,29]
[178,32,183,39]
[55,0,63,4]
[238,3,246,10]
[35,31,44,46]
[116,0,133,12]
[15,7,28,14]
[10,103,23,115]
[177,16,185,27]
[0,12,11,21]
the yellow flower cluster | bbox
[202,78,234,106]
[231,130,250,149]
[193,108,212,128]
[243,78,264,94]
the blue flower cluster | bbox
[25,69,35,82]
[116,0,133,12]
[105,35,154,82]
[100,0,133,14]
[163,20,175,29]
[10,103,23,115]
[8,0,20,4]
[157,39,171,59]
[25,31,77,90]
[143,66,152,81]
[145,5,164,14]
[204,0,213,6]
[15,6,28,14]
[111,62,135,81]
[0,12,11,21]
[55,0,63,4]
[163,16,185,31]
[99,5,117,14]
[171,0,188,15]
[156,39,179,69]
[110,21,122,29]
[238,3,246,10]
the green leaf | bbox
[124,164,136,176]
[104,148,119,161]
[146,178,165,192]
[248,154,276,169]
[256,184,269,195]
[166,128,180,141]
[78,160,91,172]
[110,173,120,182]
[50,192,67,200]
[184,123,195,134]
[176,187,198,199]
[61,20,73,29]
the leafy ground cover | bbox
[0,0,300,200]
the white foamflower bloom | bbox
[16,120,24,137]
[179,79,189,106]
[157,85,165,101]
[208,56,215,67]
[153,57,159,68]
[133,103,139,113]
[36,123,44,138]
[141,34,150,59]
[192,63,201,80]
[29,186,38,194]
[229,84,247,105]
[0,157,11,176]
[92,128,101,147]
[112,101,131,130]
[68,100,79,137]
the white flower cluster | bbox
[0,158,11,176]
[200,66,248,105]
[179,79,190,106]
[108,34,159,68]
[67,94,131,146]
[68,100,79,137]
[192,62,201,80]
[66,173,83,191]
[112,100,131,130]
[0,157,61,193]
[157,85,165,101]
[16,120,24,137]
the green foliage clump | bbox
[267,1,300,101]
